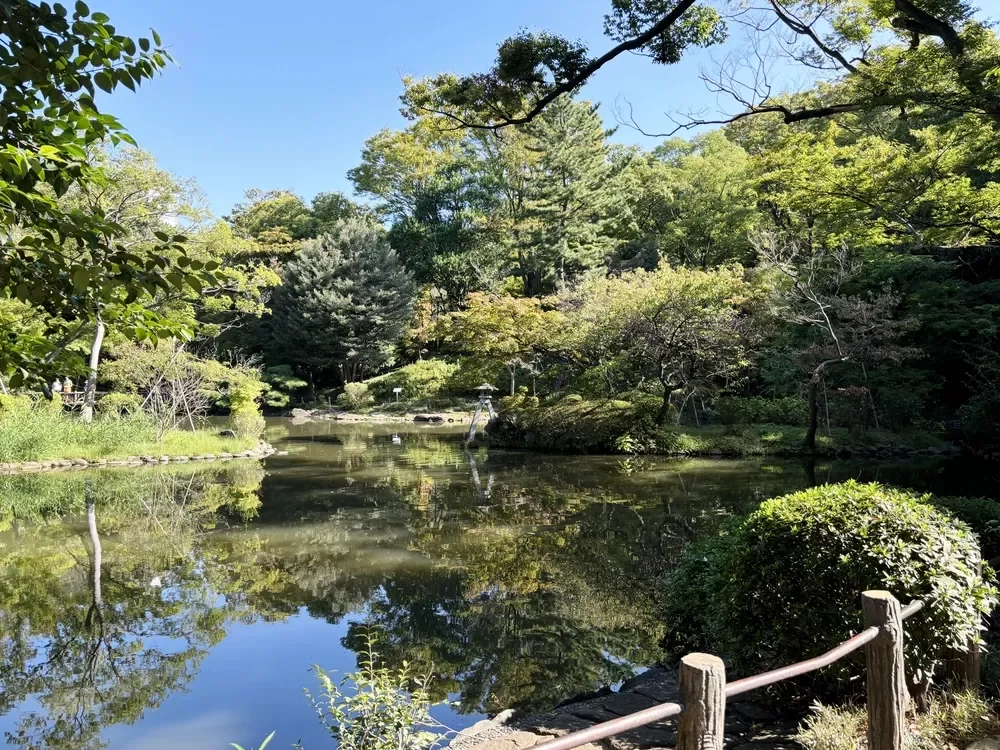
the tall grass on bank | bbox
[797,692,1000,750]
[0,396,258,462]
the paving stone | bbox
[521,712,593,737]
[601,691,659,717]
[619,669,679,704]
[568,703,619,723]
[471,739,516,750]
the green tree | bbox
[616,132,758,270]
[269,220,416,385]
[519,97,622,294]
[55,146,206,420]
[568,264,754,423]
[350,121,506,307]
[0,1,209,387]
[405,0,1000,134]
[435,292,567,395]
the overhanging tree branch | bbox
[421,0,699,130]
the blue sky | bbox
[96,0,812,217]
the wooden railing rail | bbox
[529,593,948,750]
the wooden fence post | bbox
[678,653,726,750]
[863,591,906,750]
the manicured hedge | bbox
[661,481,996,697]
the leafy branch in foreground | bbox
[301,628,452,750]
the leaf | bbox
[116,68,135,91]
[71,266,89,294]
[74,0,88,16]
[93,70,113,93]
[151,28,162,46]
[139,37,150,52]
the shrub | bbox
[716,396,808,426]
[97,392,143,417]
[932,495,1000,561]
[228,379,266,438]
[367,359,460,402]
[261,364,308,409]
[337,382,374,411]
[304,629,450,750]
[0,393,34,414]
[661,481,996,697]
[488,396,646,453]
[797,692,1000,750]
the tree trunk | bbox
[656,383,672,425]
[81,312,106,423]
[805,358,846,450]
[805,376,820,450]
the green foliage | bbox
[96,392,144,416]
[932,496,1000,561]
[489,397,948,456]
[337,382,375,411]
[563,264,754,421]
[797,692,1000,750]
[0,4,219,385]
[660,482,997,694]
[0,399,258,462]
[716,397,809,426]
[366,360,460,402]
[269,219,416,383]
[519,96,624,292]
[229,380,266,439]
[261,365,309,409]
[231,732,274,750]
[490,396,645,453]
[303,629,450,750]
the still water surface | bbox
[0,419,995,749]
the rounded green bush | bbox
[367,359,460,402]
[933,496,1000,561]
[661,481,996,693]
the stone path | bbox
[453,668,801,750]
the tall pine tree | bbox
[521,96,622,294]
[269,219,415,385]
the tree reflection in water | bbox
[1,421,986,745]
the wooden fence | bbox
[531,591,979,750]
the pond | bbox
[0,418,996,749]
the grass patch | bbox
[0,402,258,462]
[797,692,1000,749]
[486,397,950,457]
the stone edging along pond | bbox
[0,441,276,476]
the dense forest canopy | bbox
[0,0,998,452]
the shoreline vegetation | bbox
[0,393,272,472]
[321,395,957,458]
[481,396,956,458]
